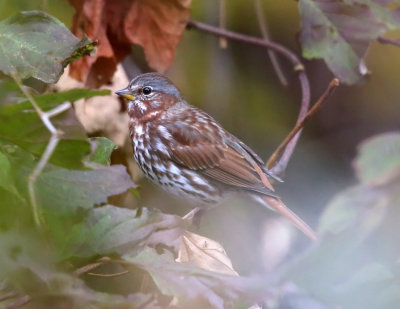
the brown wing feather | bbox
[163,121,277,197]
[172,143,224,169]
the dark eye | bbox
[142,86,152,96]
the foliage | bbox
[0,11,95,84]
[67,0,191,87]
[0,3,399,309]
[283,132,400,309]
[299,0,400,84]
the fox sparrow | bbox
[116,73,316,240]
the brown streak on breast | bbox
[139,110,162,123]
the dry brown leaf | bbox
[67,0,191,87]
[175,232,263,308]
[176,231,239,276]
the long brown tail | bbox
[261,196,317,241]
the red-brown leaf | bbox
[67,0,191,87]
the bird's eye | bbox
[142,86,152,96]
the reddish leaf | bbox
[67,0,191,87]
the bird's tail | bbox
[260,195,317,241]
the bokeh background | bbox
[2,0,400,276]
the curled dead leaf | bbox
[176,231,238,276]
[67,0,191,87]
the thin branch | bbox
[74,257,112,276]
[253,0,288,86]
[377,36,400,48]
[186,20,310,176]
[12,74,71,227]
[2,295,31,309]
[87,270,129,277]
[0,292,18,302]
[219,0,228,49]
[267,78,340,169]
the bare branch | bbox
[377,36,400,48]
[253,0,288,86]
[267,78,340,170]
[74,257,112,276]
[87,270,129,277]
[186,20,310,176]
[219,0,228,49]
[0,292,18,302]
[2,295,31,309]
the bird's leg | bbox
[182,207,207,229]
[182,207,200,220]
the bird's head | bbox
[116,73,183,121]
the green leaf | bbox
[352,0,400,30]
[0,229,56,288]
[0,78,20,106]
[0,11,95,83]
[17,88,111,108]
[354,132,400,186]
[0,150,18,195]
[318,185,387,237]
[37,165,136,215]
[299,0,387,84]
[60,206,184,259]
[334,262,393,293]
[0,89,109,168]
[0,229,158,308]
[0,147,28,226]
[87,137,117,165]
[0,145,24,209]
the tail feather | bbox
[260,196,317,241]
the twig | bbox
[75,257,135,279]
[219,0,228,49]
[377,36,400,48]
[11,74,71,227]
[253,0,288,86]
[266,78,340,169]
[186,20,310,176]
[1,295,31,309]
[74,257,112,276]
[87,270,129,277]
[0,292,18,302]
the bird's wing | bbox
[161,119,317,241]
[161,121,277,197]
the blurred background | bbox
[1,0,400,276]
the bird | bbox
[116,72,316,240]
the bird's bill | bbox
[115,88,135,101]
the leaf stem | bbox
[11,74,71,227]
